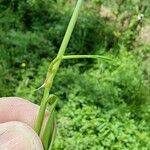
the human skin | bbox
[0,97,47,150]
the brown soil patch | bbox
[137,25,150,44]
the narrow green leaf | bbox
[42,112,54,150]
[62,55,112,61]
[41,97,58,150]
[48,119,57,150]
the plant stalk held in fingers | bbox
[34,0,110,149]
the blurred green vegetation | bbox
[0,0,150,149]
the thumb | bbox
[0,121,44,150]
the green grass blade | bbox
[48,119,57,150]
[42,112,55,150]
[62,55,112,61]
[41,97,58,150]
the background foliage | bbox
[0,0,150,149]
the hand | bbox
[0,97,47,150]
